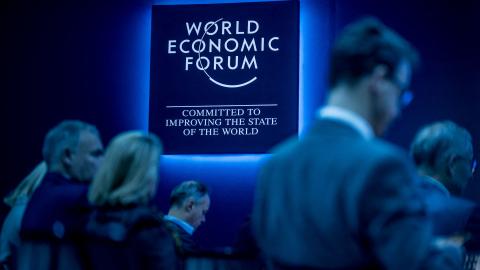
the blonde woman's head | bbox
[88,131,162,206]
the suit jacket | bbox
[419,175,475,236]
[252,119,461,270]
[21,172,91,240]
[163,219,198,255]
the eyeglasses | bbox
[388,76,414,108]
[400,90,414,108]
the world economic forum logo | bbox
[167,18,280,88]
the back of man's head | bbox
[43,120,102,181]
[411,120,474,195]
[328,17,419,89]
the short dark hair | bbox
[410,120,472,174]
[328,17,419,88]
[169,180,209,208]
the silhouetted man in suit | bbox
[164,180,210,255]
[411,121,479,249]
[17,120,104,270]
[252,17,462,269]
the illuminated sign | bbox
[149,1,299,154]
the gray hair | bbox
[410,120,472,175]
[42,120,99,170]
[169,180,209,208]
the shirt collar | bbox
[422,175,451,197]
[164,215,194,235]
[317,105,374,140]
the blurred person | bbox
[411,120,477,235]
[164,180,210,254]
[86,131,177,270]
[0,162,47,269]
[252,17,462,269]
[411,121,480,269]
[21,120,104,240]
[411,120,476,197]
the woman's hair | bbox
[88,131,162,206]
[4,161,47,207]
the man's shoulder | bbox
[163,218,198,253]
[31,173,88,200]
[270,124,406,164]
[21,173,90,234]
[351,139,414,181]
[268,119,358,155]
[163,219,189,235]
[366,138,408,161]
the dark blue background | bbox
[1,0,479,249]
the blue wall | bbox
[1,0,479,248]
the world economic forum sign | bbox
[149,1,299,154]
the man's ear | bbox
[369,65,389,94]
[446,155,457,178]
[184,198,195,212]
[62,148,73,166]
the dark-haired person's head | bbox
[411,121,475,196]
[327,17,419,135]
[168,181,210,229]
[42,120,104,181]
